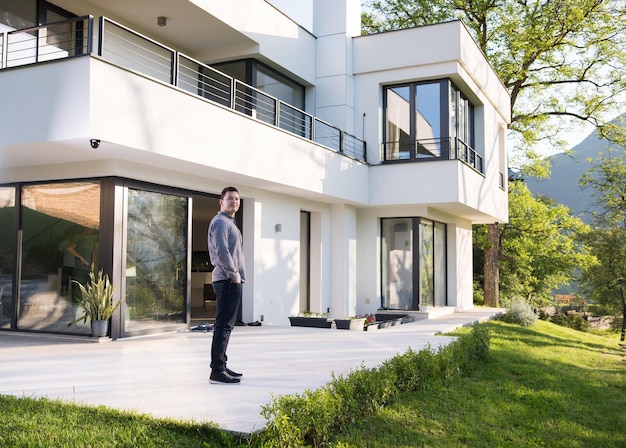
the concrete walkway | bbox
[0,307,504,434]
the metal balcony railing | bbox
[2,15,486,173]
[382,137,484,174]
[0,16,91,68]
[0,15,367,163]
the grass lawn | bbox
[0,320,623,447]
[332,320,626,447]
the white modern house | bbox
[0,0,509,339]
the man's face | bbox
[220,191,240,216]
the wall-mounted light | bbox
[275,224,282,233]
[157,16,167,27]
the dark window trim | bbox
[380,216,447,310]
[382,78,475,165]
[38,1,76,25]
[212,58,305,110]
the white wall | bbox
[369,161,508,223]
[449,222,474,310]
[240,188,331,325]
[352,21,510,224]
[313,0,361,132]
[266,0,314,33]
[193,0,317,84]
[0,58,90,146]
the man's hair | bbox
[221,186,239,199]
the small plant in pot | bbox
[334,316,367,331]
[69,269,122,337]
[289,311,332,328]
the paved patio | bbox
[0,307,504,434]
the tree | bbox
[362,0,626,306]
[474,181,592,307]
[579,148,626,341]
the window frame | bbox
[382,78,475,165]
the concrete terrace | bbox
[0,307,504,434]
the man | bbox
[208,187,246,384]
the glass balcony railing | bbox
[0,15,367,163]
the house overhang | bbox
[0,56,368,205]
[1,57,506,223]
[369,161,509,224]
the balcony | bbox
[0,15,366,163]
[382,138,484,175]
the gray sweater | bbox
[208,211,246,283]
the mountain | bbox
[524,116,624,223]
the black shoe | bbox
[209,371,241,384]
[226,367,243,378]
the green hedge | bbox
[258,324,490,447]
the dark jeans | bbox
[210,280,242,373]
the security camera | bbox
[90,139,101,149]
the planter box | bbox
[335,318,366,331]
[289,316,332,328]
[375,318,403,329]
[365,323,379,331]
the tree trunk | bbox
[484,223,500,307]
[619,282,625,342]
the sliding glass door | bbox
[123,188,187,334]
[381,217,447,310]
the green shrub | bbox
[260,385,341,447]
[259,325,491,447]
[330,364,396,422]
[611,317,623,332]
[439,324,491,378]
[502,301,538,326]
[382,347,437,392]
[550,311,590,332]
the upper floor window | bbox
[383,79,476,168]
[212,59,304,110]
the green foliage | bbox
[259,325,490,447]
[332,320,626,447]
[474,182,593,306]
[70,269,122,324]
[0,395,238,448]
[293,311,330,318]
[580,147,626,227]
[578,148,626,339]
[502,301,538,327]
[383,347,437,392]
[549,311,590,332]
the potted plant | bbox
[288,311,332,328]
[69,269,122,337]
[356,314,378,331]
[334,316,367,331]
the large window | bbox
[0,187,16,328]
[213,59,305,110]
[381,217,447,310]
[0,0,82,67]
[383,79,475,165]
[124,189,187,334]
[17,182,100,334]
